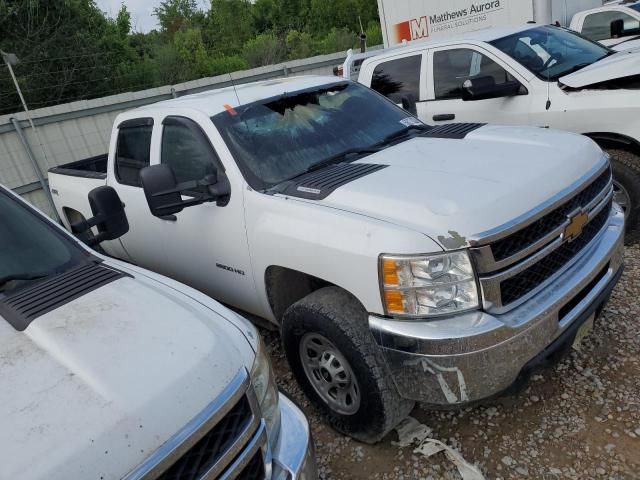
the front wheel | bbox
[608,149,640,244]
[281,287,414,443]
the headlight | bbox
[250,336,281,442]
[380,250,479,317]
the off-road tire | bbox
[281,286,414,444]
[607,148,640,244]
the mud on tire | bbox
[608,148,640,244]
[281,286,414,444]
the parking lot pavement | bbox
[264,244,640,479]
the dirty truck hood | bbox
[317,125,604,248]
[0,273,253,480]
[560,50,640,88]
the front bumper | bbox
[271,394,317,479]
[369,206,625,405]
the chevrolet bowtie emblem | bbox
[563,210,589,242]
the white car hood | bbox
[609,36,640,52]
[560,50,640,87]
[315,125,605,248]
[0,272,254,480]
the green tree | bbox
[286,30,316,60]
[116,4,131,37]
[242,32,285,67]
[153,0,199,35]
[208,0,255,56]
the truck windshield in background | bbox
[490,26,611,80]
[211,82,416,190]
[0,190,86,293]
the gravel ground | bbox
[263,244,640,479]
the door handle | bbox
[433,114,455,121]
[159,214,177,222]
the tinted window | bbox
[433,49,515,100]
[370,55,421,103]
[491,26,610,80]
[0,190,86,294]
[115,123,152,186]
[161,118,218,184]
[582,11,640,40]
[212,82,418,190]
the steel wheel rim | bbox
[299,333,361,415]
[613,180,631,219]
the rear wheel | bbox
[607,148,640,244]
[281,287,414,443]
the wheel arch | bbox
[584,132,640,154]
[264,265,364,323]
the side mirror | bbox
[140,164,231,218]
[461,76,523,101]
[401,94,418,116]
[611,19,625,38]
[71,186,129,245]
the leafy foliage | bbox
[0,0,380,114]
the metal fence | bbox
[0,50,352,217]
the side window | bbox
[433,49,516,100]
[370,55,421,103]
[161,117,218,184]
[582,11,640,41]
[115,119,153,187]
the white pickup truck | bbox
[0,184,316,479]
[349,24,640,242]
[49,76,625,443]
[570,1,640,50]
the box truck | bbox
[377,0,604,47]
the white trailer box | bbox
[377,0,603,47]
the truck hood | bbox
[560,50,640,88]
[315,124,604,248]
[0,273,255,480]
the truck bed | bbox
[48,154,108,180]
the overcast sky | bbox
[96,0,211,33]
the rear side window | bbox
[161,117,218,184]
[115,119,153,186]
[370,55,421,103]
[582,11,640,40]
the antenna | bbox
[228,72,241,106]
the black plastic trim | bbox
[0,262,130,331]
[420,123,485,139]
[118,117,154,129]
[280,163,387,200]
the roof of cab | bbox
[125,75,342,118]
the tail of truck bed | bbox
[48,154,108,232]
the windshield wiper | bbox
[0,273,50,292]
[554,62,592,79]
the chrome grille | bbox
[471,160,614,313]
[490,168,612,261]
[500,201,611,305]
[123,369,268,480]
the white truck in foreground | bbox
[0,184,316,479]
[350,23,640,242]
[49,76,624,443]
[570,1,640,49]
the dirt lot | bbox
[264,244,640,479]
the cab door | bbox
[422,45,533,126]
[111,112,262,315]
